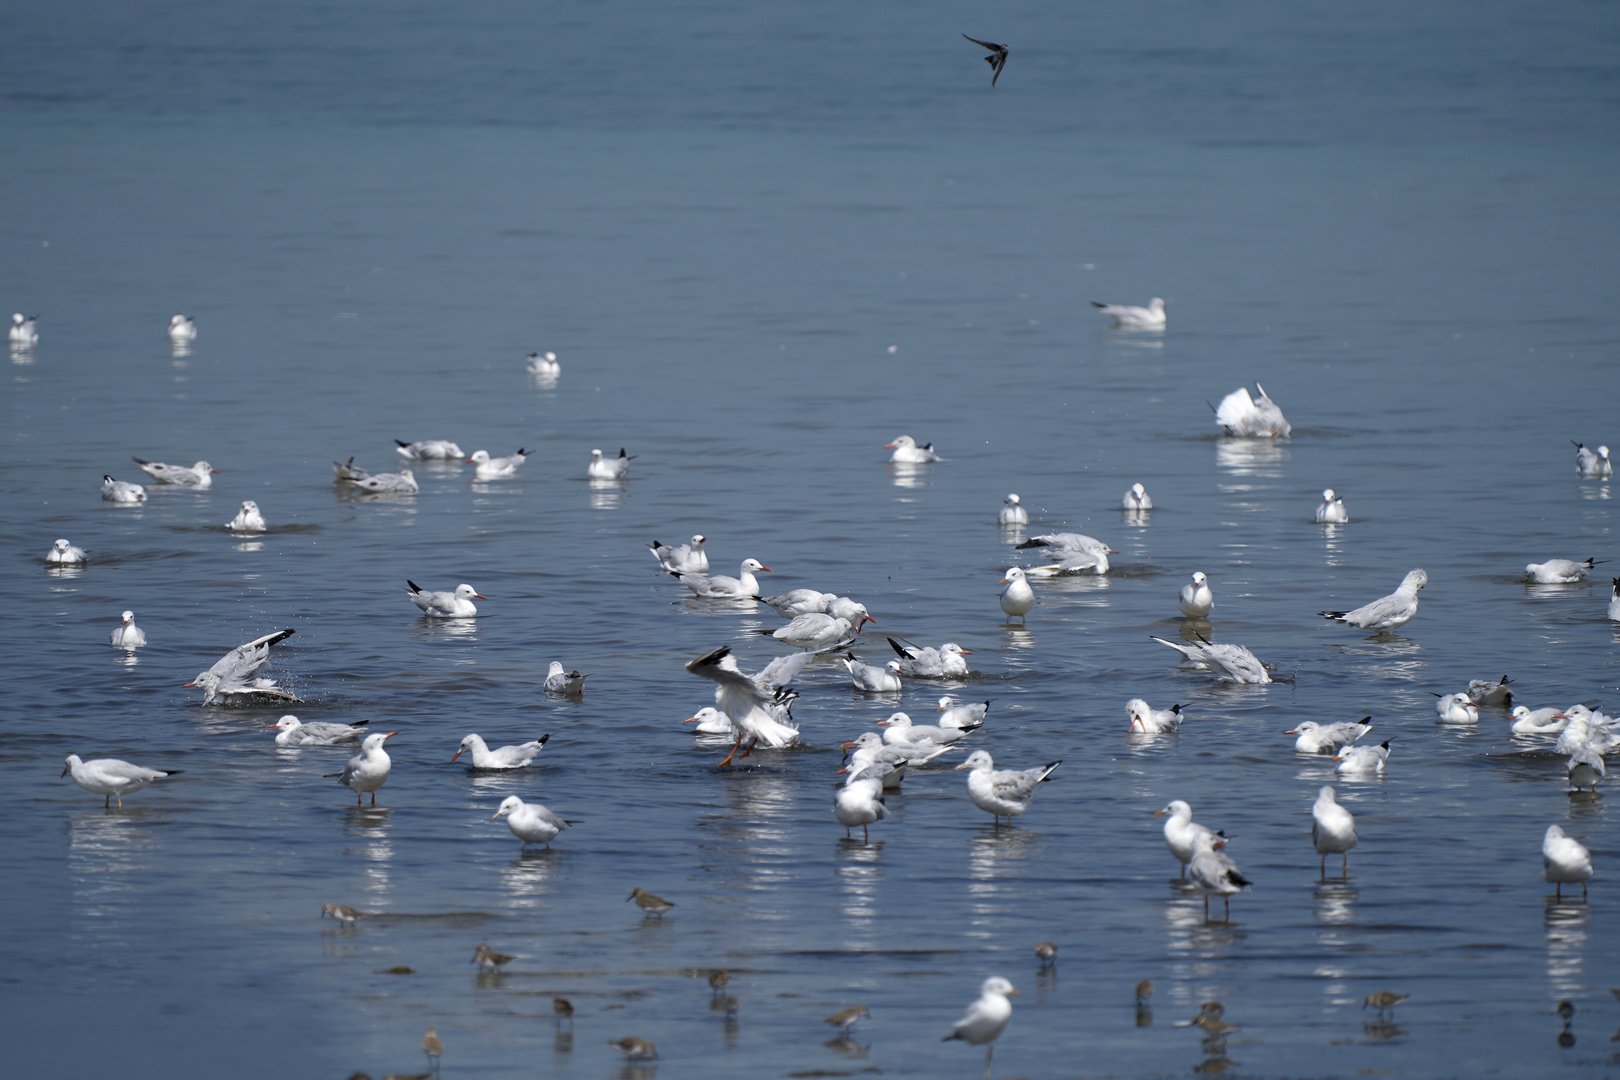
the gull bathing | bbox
[1128,699,1184,735]
[587,448,635,479]
[395,438,464,460]
[1469,675,1514,706]
[886,435,938,463]
[844,654,903,692]
[943,977,1019,1080]
[955,751,1059,826]
[543,662,589,695]
[1151,635,1272,684]
[48,538,87,564]
[271,715,369,746]
[330,731,397,805]
[350,468,418,494]
[1315,488,1348,523]
[1285,717,1371,754]
[491,795,576,850]
[1525,558,1601,584]
[407,581,484,618]
[649,535,708,574]
[526,350,560,374]
[10,312,39,345]
[1178,572,1213,618]
[759,613,858,651]
[101,475,146,503]
[226,500,267,532]
[453,733,549,769]
[1335,738,1393,775]
[1543,825,1594,901]
[466,448,528,479]
[110,610,146,649]
[1214,383,1291,438]
[186,628,298,704]
[133,456,217,487]
[62,754,179,809]
[1091,297,1166,329]
[684,646,807,766]
[999,493,1028,525]
[1320,569,1427,632]
[1123,483,1153,510]
[1311,785,1358,877]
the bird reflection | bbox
[1166,900,1244,954]
[1319,523,1344,566]
[1314,881,1357,926]
[1178,618,1213,641]
[412,617,478,640]
[889,463,931,488]
[823,1035,870,1058]
[1002,626,1035,651]
[45,564,86,580]
[834,836,885,937]
[342,806,394,895]
[498,848,560,907]
[234,540,265,553]
[169,340,192,358]
[590,478,628,509]
[1545,898,1591,996]
[615,1066,658,1080]
[528,372,559,391]
[1215,438,1290,477]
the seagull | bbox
[320,902,365,925]
[101,475,146,503]
[1311,785,1357,877]
[1509,706,1568,736]
[1153,800,1220,878]
[1572,441,1613,478]
[1127,699,1184,734]
[684,646,808,766]
[998,493,1028,525]
[1543,825,1594,901]
[823,1005,870,1033]
[61,754,179,809]
[453,733,549,769]
[955,751,1059,825]
[1468,675,1514,706]
[331,731,397,805]
[1315,488,1348,523]
[843,730,952,776]
[490,795,576,849]
[889,639,972,678]
[754,588,835,618]
[879,711,968,745]
[132,456,218,487]
[1122,482,1153,510]
[1213,383,1291,438]
[960,34,1009,87]
[1525,558,1602,584]
[1178,572,1214,618]
[525,350,560,374]
[466,448,528,479]
[759,613,858,650]
[350,468,418,494]
[834,772,889,840]
[942,976,1019,1080]
[407,581,484,618]
[1567,745,1605,792]
[48,538,87,565]
[999,567,1034,621]
[186,628,298,704]
[1186,833,1251,921]
[472,943,516,972]
[608,1036,659,1060]
[167,314,197,342]
[1092,298,1167,329]
[332,457,369,481]
[937,696,990,730]
[1319,569,1427,631]
[9,312,39,345]
[1434,693,1479,725]
[1015,532,1117,560]
[649,535,708,574]
[226,500,267,532]
[1284,717,1371,754]
[543,662,589,695]
[626,888,675,917]
[684,706,736,735]
[673,558,771,599]
[1335,738,1392,775]
[843,655,903,692]
[108,610,146,650]
[395,438,464,460]
[1151,635,1272,684]
[885,435,939,463]
[271,715,370,746]
[587,447,635,479]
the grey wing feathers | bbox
[755,650,814,690]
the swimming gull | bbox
[167,314,197,342]
[1091,297,1166,329]
[132,456,217,487]
[1315,488,1348,523]
[998,493,1028,525]
[395,438,464,460]
[1178,572,1214,618]
[1151,635,1272,684]
[271,715,369,746]
[407,580,484,618]
[885,435,938,463]
[1319,569,1427,632]
[9,313,39,345]
[587,448,635,479]
[1525,558,1601,584]
[673,558,771,599]
[1572,441,1613,478]
[843,655,903,692]
[649,534,708,574]
[109,610,146,649]
[101,475,146,503]
[889,639,972,678]
[543,661,589,695]
[1335,738,1392,775]
[466,448,528,479]
[1127,699,1184,734]
[1122,482,1153,510]
[525,350,560,375]
[1284,717,1371,754]
[226,500,267,532]
[48,538,87,564]
[453,733,549,769]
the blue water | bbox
[3,3,1620,1078]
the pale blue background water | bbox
[3,2,1619,1078]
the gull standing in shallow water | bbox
[226,500,267,532]
[999,567,1034,622]
[491,795,576,850]
[407,581,484,618]
[1315,488,1348,523]
[649,535,708,573]
[101,475,146,503]
[1153,800,1220,878]
[1543,825,1594,900]
[1122,482,1153,510]
[109,610,146,649]
[1187,833,1251,921]
[998,493,1028,524]
[133,456,217,487]
[186,628,298,704]
[1091,297,1166,328]
[943,976,1019,1080]
[1178,572,1213,618]
[673,558,771,599]
[834,771,889,840]
[1214,383,1291,437]
[62,754,179,809]
[1609,578,1620,621]
[452,733,549,769]
[1311,785,1357,877]
[955,751,1059,825]
[465,448,528,479]
[885,435,938,463]
[48,538,87,564]
[1320,569,1427,632]
[271,715,369,746]
[1524,558,1601,584]
[330,731,397,805]
[1572,441,1613,478]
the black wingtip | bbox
[395,439,410,448]
[1090,301,1106,309]
[753,629,775,637]
[538,733,551,744]
[887,637,909,657]
[407,580,421,593]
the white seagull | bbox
[1284,717,1371,754]
[1127,698,1184,734]
[226,500,267,532]
[466,448,529,479]
[1122,482,1153,510]
[880,712,968,746]
[1311,785,1358,877]
[999,567,1034,621]
[1572,441,1613,478]
[937,696,990,731]
[331,731,397,805]
[351,468,418,494]
[673,557,771,599]
[1315,488,1348,523]
[843,655,903,692]
[48,538,87,565]
[1320,569,1427,632]
[755,588,835,618]
[1091,297,1166,329]
[10,312,39,345]
[101,475,146,503]
[525,350,561,375]
[543,662,590,695]
[1468,675,1514,707]
[1525,558,1600,584]
[1015,531,1116,560]
[491,795,576,849]
[888,639,973,678]
[167,314,198,341]
[1151,636,1272,684]
[1186,833,1251,921]
[270,715,370,746]
[1567,745,1605,792]
[955,750,1059,825]
[452,733,549,769]
[332,457,369,481]
[109,610,146,649]
[395,438,464,460]
[684,645,809,766]
[834,773,890,841]
[587,448,635,479]
[1609,577,1620,621]
[684,706,735,735]
[885,435,938,463]
[132,456,217,487]
[1434,693,1479,725]
[1178,572,1213,618]
[998,493,1028,525]
[943,976,1020,1080]
[1335,738,1392,775]
[1214,383,1291,438]
[649,535,708,574]
[1153,800,1219,878]
[62,754,178,809]
[186,628,298,705]
[1510,706,1568,736]
[1543,825,1594,901]
[407,580,484,618]
[759,613,858,651]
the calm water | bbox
[4,3,1620,1078]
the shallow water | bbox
[4,5,1620,1078]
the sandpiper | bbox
[321,903,366,925]
[822,1004,869,1033]
[708,968,730,995]
[553,997,575,1023]
[472,942,516,972]
[421,1027,442,1073]
[1035,941,1057,968]
[628,887,675,917]
[608,1036,658,1060]
[1363,991,1409,1016]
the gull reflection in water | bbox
[233,540,264,553]
[1545,897,1591,997]
[1216,438,1290,478]
[590,478,628,510]
[528,371,559,391]
[46,564,86,580]
[699,773,797,925]
[1319,522,1345,566]
[343,806,395,896]
[834,836,885,939]
[1314,881,1358,929]
[889,463,931,488]
[116,649,140,669]
[413,616,478,640]
[1002,625,1036,651]
[965,828,1038,940]
[1165,897,1244,957]
[499,849,562,910]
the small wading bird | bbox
[628,887,676,917]
[961,34,1009,87]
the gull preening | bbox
[1572,441,1613,478]
[1320,569,1427,632]
[1015,531,1116,573]
[271,715,369,746]
[331,730,397,805]
[684,646,809,766]
[889,639,972,678]
[543,662,590,695]
[395,438,464,460]
[673,557,770,599]
[1214,383,1291,438]
[843,654,903,692]
[525,350,560,374]
[466,448,528,479]
[110,610,146,649]
[101,475,146,503]
[167,314,197,342]
[759,613,857,651]
[1151,636,1272,684]
[331,457,368,481]
[1434,693,1479,725]
[1311,785,1358,877]
[48,538,87,564]
[1128,699,1184,734]
[998,493,1028,525]
[1123,483,1153,510]
[62,754,179,809]
[1315,488,1348,523]
[1186,832,1251,921]
[649,534,708,574]
[955,750,1059,825]
[407,581,484,618]
[349,468,418,494]
[999,567,1034,621]
[1091,297,1166,329]
[9,312,39,345]
[886,435,938,463]
[1154,800,1220,878]
[491,795,576,849]
[186,628,298,704]
[756,588,837,618]
[133,456,217,487]
[1524,558,1601,584]
[1543,825,1593,901]
[587,447,635,479]
[1335,738,1392,775]
[943,976,1019,1080]
[1178,572,1213,618]
[226,500,267,532]
[834,771,889,840]
[1284,717,1371,754]
[453,733,549,769]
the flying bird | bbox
[962,34,1008,87]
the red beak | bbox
[474,593,488,599]
[449,750,464,763]
[182,681,197,687]
[383,731,399,739]
[758,566,772,572]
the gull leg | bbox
[739,737,759,759]
[983,1043,993,1079]
[719,733,744,768]
[116,793,123,810]
[1180,862,1187,879]
[1223,896,1230,921]
[1556,882,1563,902]
[1342,853,1349,877]
[863,824,869,842]
[105,794,111,809]
[370,791,377,806]
[1320,854,1326,878]
[1203,895,1209,921]
[1583,881,1588,900]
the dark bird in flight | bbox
[962,34,1009,87]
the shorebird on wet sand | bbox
[608,1037,658,1060]
[472,942,516,973]
[321,903,366,925]
[823,1004,869,1033]
[421,1028,442,1074]
[628,887,675,917]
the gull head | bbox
[1126,699,1152,728]
[1153,799,1191,819]
[1148,298,1166,314]
[121,610,135,624]
[885,660,903,675]
[547,661,566,677]
[11,313,23,326]
[1317,785,1338,804]
[61,753,84,776]
[1004,493,1021,506]
[240,500,258,512]
[1190,571,1207,585]
[843,731,883,751]
[690,534,706,546]
[1000,566,1026,584]
[884,435,916,450]
[1322,489,1336,502]
[54,538,72,553]
[954,750,994,772]
[451,733,487,763]
[1131,482,1147,498]
[491,794,524,820]
[1402,569,1428,592]
[941,643,971,656]
[360,731,398,752]
[740,558,771,573]
[876,711,911,728]
[454,583,486,601]
[981,976,1020,998]
[1546,824,1567,843]
[1599,446,1611,460]
[466,450,491,464]
[272,716,302,732]
[590,449,604,460]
